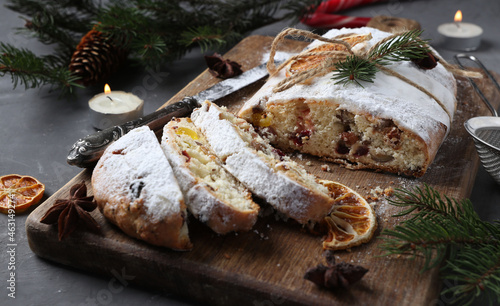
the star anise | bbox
[304,250,368,289]
[204,53,243,79]
[40,181,100,240]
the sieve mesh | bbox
[476,128,500,150]
[473,129,500,185]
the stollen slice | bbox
[92,126,191,250]
[161,117,259,234]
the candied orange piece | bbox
[175,126,199,140]
[286,33,372,77]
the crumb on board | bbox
[366,186,394,201]
[306,161,312,166]
[384,186,394,196]
[224,253,231,259]
[321,164,331,172]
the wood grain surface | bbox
[26,35,500,306]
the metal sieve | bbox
[456,54,500,185]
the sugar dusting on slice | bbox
[94,126,184,222]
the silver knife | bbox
[67,61,272,168]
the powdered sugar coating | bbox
[191,102,249,159]
[93,126,184,222]
[241,27,457,143]
[225,150,325,222]
[192,101,333,223]
[162,138,225,223]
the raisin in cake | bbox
[191,101,334,225]
[238,27,457,177]
[161,118,260,234]
[91,126,191,250]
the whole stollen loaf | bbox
[238,27,457,177]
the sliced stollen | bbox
[161,118,260,234]
[91,126,191,250]
[191,101,334,225]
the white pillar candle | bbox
[89,84,144,130]
[437,10,483,51]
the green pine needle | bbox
[1,0,320,93]
[380,184,500,305]
[369,29,430,65]
[332,30,431,87]
[441,244,500,305]
[0,42,82,92]
[178,26,230,53]
[332,55,378,87]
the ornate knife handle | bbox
[67,97,200,168]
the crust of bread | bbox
[186,184,258,233]
[161,118,259,234]
[92,126,192,250]
[192,101,334,224]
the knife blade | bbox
[67,61,273,168]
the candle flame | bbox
[104,84,111,94]
[454,10,462,23]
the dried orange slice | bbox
[0,174,45,214]
[286,33,372,77]
[319,179,376,250]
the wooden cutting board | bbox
[26,35,500,306]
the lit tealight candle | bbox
[437,10,483,51]
[89,84,144,130]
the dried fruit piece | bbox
[0,174,45,214]
[319,179,376,250]
[251,112,273,127]
[175,126,199,140]
[287,33,372,77]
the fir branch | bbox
[7,0,97,33]
[368,30,430,64]
[332,30,431,86]
[388,184,481,223]
[1,0,320,92]
[22,11,78,54]
[380,215,497,270]
[131,34,167,67]
[441,244,500,305]
[0,43,82,92]
[179,26,230,53]
[332,55,378,87]
[95,0,320,65]
[281,0,323,24]
[380,184,500,305]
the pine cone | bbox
[69,29,127,86]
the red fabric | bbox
[301,0,387,29]
[316,0,385,13]
[302,12,371,28]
